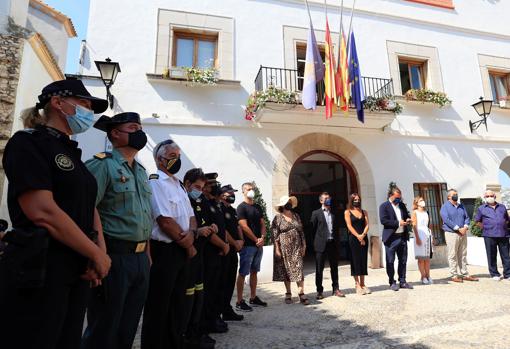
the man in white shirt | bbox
[141,139,197,349]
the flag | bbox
[324,19,337,119]
[348,31,364,123]
[336,25,350,112]
[302,21,325,110]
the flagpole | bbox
[304,0,313,23]
[347,0,356,48]
[324,0,328,19]
[339,0,344,36]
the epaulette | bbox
[149,174,159,180]
[93,152,112,160]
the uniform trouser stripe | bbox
[195,283,204,291]
[186,288,195,296]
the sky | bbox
[44,0,90,74]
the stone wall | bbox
[0,31,25,197]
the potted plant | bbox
[251,181,274,284]
[244,85,297,120]
[404,89,452,107]
[466,197,487,267]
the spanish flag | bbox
[336,25,350,112]
[324,19,337,119]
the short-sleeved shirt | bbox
[222,203,241,240]
[149,170,194,243]
[85,148,152,242]
[237,201,263,247]
[475,203,510,238]
[2,126,97,270]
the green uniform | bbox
[85,148,152,241]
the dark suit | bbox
[310,208,340,293]
[379,200,410,285]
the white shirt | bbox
[322,206,333,239]
[390,200,404,234]
[149,170,195,243]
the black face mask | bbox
[117,129,147,150]
[226,195,235,204]
[162,156,181,174]
[283,202,293,211]
[451,195,459,202]
[352,200,361,207]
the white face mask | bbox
[418,201,426,208]
[486,197,496,204]
[246,190,255,199]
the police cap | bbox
[94,112,142,132]
[220,184,238,194]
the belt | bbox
[105,236,147,254]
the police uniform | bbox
[82,113,152,349]
[201,176,229,334]
[220,186,243,320]
[0,80,108,349]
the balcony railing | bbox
[254,65,394,106]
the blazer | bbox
[379,200,410,243]
[310,208,340,253]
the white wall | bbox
[0,0,29,33]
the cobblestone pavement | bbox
[133,265,510,349]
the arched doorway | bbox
[289,150,358,260]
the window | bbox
[413,183,447,245]
[399,59,426,93]
[489,71,510,103]
[296,42,326,91]
[172,31,218,69]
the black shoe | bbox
[222,310,244,321]
[249,296,268,307]
[207,320,228,334]
[216,318,228,328]
[236,299,253,312]
[201,334,216,345]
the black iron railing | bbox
[254,65,394,105]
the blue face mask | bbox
[324,199,332,206]
[189,188,202,200]
[62,101,95,134]
[393,197,401,205]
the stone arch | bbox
[272,132,379,237]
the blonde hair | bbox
[412,196,424,210]
[20,104,49,128]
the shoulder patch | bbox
[149,174,159,180]
[94,152,112,160]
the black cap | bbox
[205,172,218,183]
[220,184,238,194]
[93,112,141,132]
[37,79,108,113]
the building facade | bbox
[75,0,510,267]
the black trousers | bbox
[141,241,191,349]
[222,249,239,314]
[201,245,222,331]
[186,238,206,339]
[484,237,510,278]
[315,240,339,293]
[384,236,408,285]
[82,252,150,349]
[0,250,89,349]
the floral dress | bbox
[271,213,305,282]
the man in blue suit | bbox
[379,186,413,291]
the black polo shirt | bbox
[3,126,97,258]
[222,203,241,240]
[237,202,263,246]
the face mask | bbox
[246,190,255,199]
[117,129,147,150]
[486,197,495,204]
[324,199,332,206]
[61,101,94,134]
[284,202,293,211]
[226,195,236,204]
[189,188,202,201]
[451,195,459,202]
[418,201,426,208]
[352,200,361,208]
[393,197,401,205]
[162,156,181,174]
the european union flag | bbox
[348,31,365,123]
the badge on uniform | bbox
[118,169,129,183]
[225,212,231,219]
[55,154,74,171]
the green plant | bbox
[184,66,218,85]
[245,86,297,120]
[469,197,484,237]
[404,89,452,107]
[251,181,272,245]
[364,95,403,115]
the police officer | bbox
[0,80,111,349]
[183,168,217,349]
[141,139,197,349]
[82,112,152,349]
[201,175,231,334]
[219,185,244,322]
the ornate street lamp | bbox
[95,57,121,109]
[469,97,493,133]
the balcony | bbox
[252,66,398,129]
